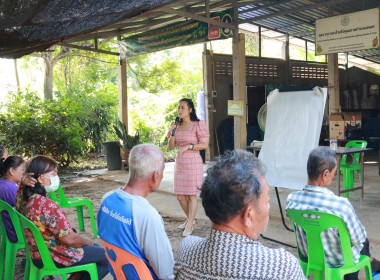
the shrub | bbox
[0,90,85,166]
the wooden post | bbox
[328,53,340,114]
[202,49,215,160]
[118,58,128,129]
[285,33,290,84]
[232,33,247,150]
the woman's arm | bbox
[192,141,209,151]
[58,231,94,248]
[168,121,177,149]
[177,141,209,156]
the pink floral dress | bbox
[16,186,84,266]
[168,120,209,195]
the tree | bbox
[42,46,70,99]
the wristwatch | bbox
[190,144,194,150]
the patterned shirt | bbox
[175,229,306,280]
[286,185,366,267]
[16,186,84,266]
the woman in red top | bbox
[17,156,109,280]
[168,98,209,237]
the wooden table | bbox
[331,146,373,199]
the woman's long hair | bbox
[179,98,200,122]
[23,155,58,200]
[0,156,25,178]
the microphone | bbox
[171,117,180,136]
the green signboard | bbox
[119,9,233,58]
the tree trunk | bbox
[14,59,20,91]
[43,46,71,99]
[43,52,53,99]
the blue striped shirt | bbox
[286,185,366,267]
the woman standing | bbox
[168,98,209,237]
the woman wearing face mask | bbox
[0,155,26,242]
[16,156,109,280]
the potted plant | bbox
[113,120,140,161]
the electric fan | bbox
[257,103,267,132]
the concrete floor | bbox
[91,150,380,279]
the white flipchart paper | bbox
[258,87,327,190]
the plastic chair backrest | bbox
[49,184,69,205]
[100,239,153,280]
[341,140,367,167]
[286,209,356,274]
[17,211,58,270]
[0,200,24,244]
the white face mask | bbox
[44,175,60,192]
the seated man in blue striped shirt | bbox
[286,147,379,280]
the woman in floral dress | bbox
[168,98,209,237]
[16,155,109,280]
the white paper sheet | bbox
[258,87,327,190]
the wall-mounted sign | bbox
[228,100,245,116]
[315,8,379,55]
[119,9,233,58]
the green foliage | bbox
[55,87,118,152]
[127,47,203,159]
[245,33,259,56]
[113,120,140,150]
[0,90,85,166]
[9,42,204,164]
[53,43,119,152]
[127,53,181,94]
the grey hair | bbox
[128,144,165,180]
[201,149,266,224]
[307,147,336,181]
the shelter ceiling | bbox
[1,0,380,68]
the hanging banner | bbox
[119,9,233,58]
[315,8,379,55]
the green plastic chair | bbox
[340,140,367,198]
[17,211,99,280]
[0,200,30,280]
[49,184,97,237]
[286,209,372,280]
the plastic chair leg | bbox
[76,206,84,231]
[5,241,17,279]
[365,264,373,280]
[24,257,31,280]
[314,270,324,280]
[26,264,39,280]
[343,169,354,198]
[88,268,99,280]
[0,234,5,279]
[87,204,98,237]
